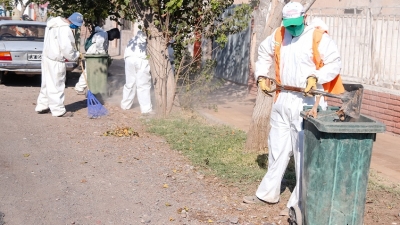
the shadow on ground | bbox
[0,211,5,225]
[1,74,41,87]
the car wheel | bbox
[0,71,4,84]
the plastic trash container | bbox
[85,54,109,103]
[290,108,386,225]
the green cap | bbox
[283,16,304,27]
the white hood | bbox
[46,16,70,29]
[309,17,329,32]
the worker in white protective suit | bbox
[74,26,109,94]
[35,12,83,117]
[120,30,153,114]
[243,2,342,215]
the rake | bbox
[79,58,108,118]
[264,77,363,119]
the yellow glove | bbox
[257,77,271,93]
[304,76,317,96]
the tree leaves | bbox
[31,0,135,27]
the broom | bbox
[79,57,108,118]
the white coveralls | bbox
[35,17,80,116]
[254,18,341,208]
[120,31,152,113]
[74,26,109,92]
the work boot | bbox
[57,111,74,117]
[140,111,156,118]
[243,196,268,204]
[75,89,86,95]
[279,207,289,216]
[37,108,50,114]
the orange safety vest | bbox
[273,26,345,100]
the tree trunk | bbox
[244,0,316,153]
[145,14,176,117]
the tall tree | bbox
[245,0,316,153]
[132,1,252,116]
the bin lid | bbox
[301,111,386,133]
[85,54,109,58]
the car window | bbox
[0,24,46,41]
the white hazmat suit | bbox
[35,17,80,116]
[253,18,341,209]
[74,26,109,92]
[120,31,152,113]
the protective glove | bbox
[257,77,271,93]
[304,76,317,97]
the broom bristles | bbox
[87,91,108,118]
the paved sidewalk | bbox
[197,81,400,184]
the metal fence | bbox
[308,7,400,92]
[212,5,251,85]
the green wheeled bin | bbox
[85,54,109,104]
[290,108,386,225]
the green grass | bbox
[145,113,268,185]
[144,112,400,200]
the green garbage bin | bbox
[85,54,109,103]
[296,108,386,225]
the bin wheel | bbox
[288,205,302,225]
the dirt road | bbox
[1,68,399,225]
[0,74,292,225]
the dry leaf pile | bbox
[103,127,139,137]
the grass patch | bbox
[368,170,400,196]
[145,113,268,185]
